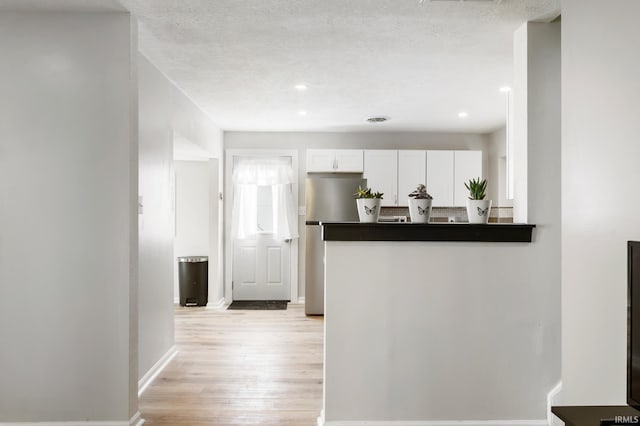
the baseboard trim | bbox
[138,345,178,396]
[129,412,144,426]
[297,297,305,305]
[320,421,548,426]
[208,297,226,309]
[0,412,144,426]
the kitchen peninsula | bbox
[319,222,557,426]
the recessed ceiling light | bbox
[298,110,308,116]
[294,84,308,91]
[499,86,512,93]
[458,111,469,118]
[366,116,389,123]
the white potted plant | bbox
[464,177,492,224]
[407,184,433,223]
[354,186,383,223]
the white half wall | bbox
[0,12,138,422]
[561,0,640,405]
[324,240,559,422]
[224,131,491,298]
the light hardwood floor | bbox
[139,304,324,426]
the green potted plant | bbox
[353,186,383,223]
[407,184,433,223]
[464,177,491,224]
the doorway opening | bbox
[173,132,223,307]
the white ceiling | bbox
[1,0,560,133]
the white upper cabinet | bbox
[307,148,481,208]
[398,150,426,205]
[426,151,455,207]
[306,149,364,173]
[306,150,335,172]
[426,150,482,207]
[335,150,364,172]
[453,151,483,206]
[363,150,398,206]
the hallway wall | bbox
[138,54,175,384]
[138,54,223,382]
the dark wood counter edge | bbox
[321,222,536,243]
[552,406,640,426]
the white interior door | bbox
[230,159,293,301]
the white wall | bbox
[487,126,513,207]
[174,160,222,305]
[138,54,175,382]
[224,131,491,298]
[513,24,529,223]
[561,0,640,405]
[523,21,562,413]
[137,54,223,381]
[0,12,138,422]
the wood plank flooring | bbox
[139,304,324,426]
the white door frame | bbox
[224,149,299,304]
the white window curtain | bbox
[231,157,298,240]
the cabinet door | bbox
[335,149,364,172]
[453,151,482,206]
[307,149,337,172]
[397,150,426,206]
[363,150,398,206]
[426,151,454,207]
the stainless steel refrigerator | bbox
[305,173,366,315]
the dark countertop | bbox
[321,222,536,243]
[552,406,640,426]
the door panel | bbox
[234,243,257,286]
[267,246,282,284]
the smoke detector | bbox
[366,116,390,123]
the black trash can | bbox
[178,256,208,307]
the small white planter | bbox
[356,198,381,223]
[466,199,492,224]
[408,198,432,223]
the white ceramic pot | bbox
[356,198,381,223]
[408,198,432,223]
[466,199,492,224]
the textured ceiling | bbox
[1,0,560,133]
